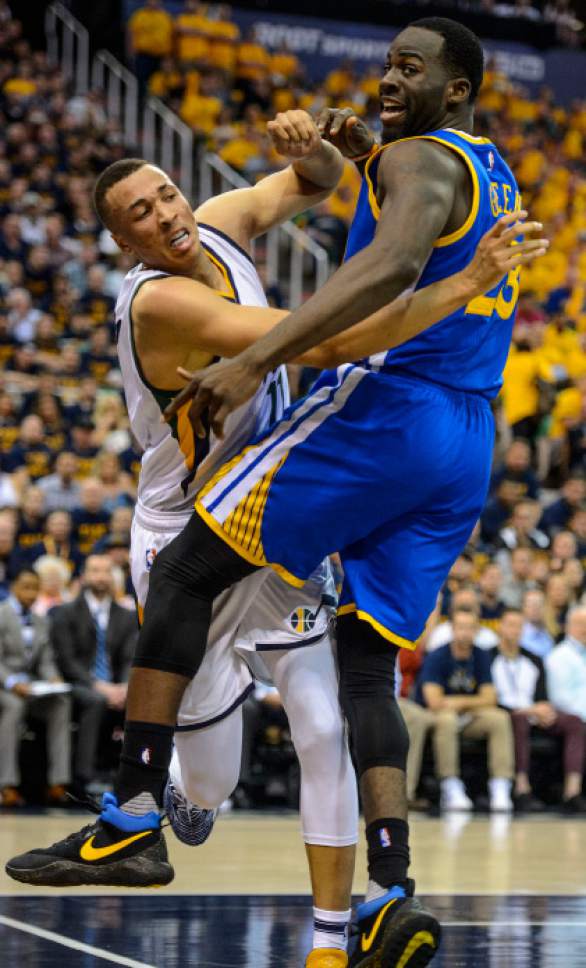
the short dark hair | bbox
[410,17,484,103]
[12,567,39,584]
[93,158,149,227]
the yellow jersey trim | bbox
[201,244,237,300]
[362,134,481,249]
[337,602,417,650]
[195,503,306,588]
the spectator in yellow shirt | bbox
[128,0,173,92]
[148,57,184,100]
[208,6,240,76]
[236,29,271,84]
[175,0,211,69]
[501,325,554,439]
[179,71,223,137]
[271,46,303,85]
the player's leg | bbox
[165,709,244,846]
[262,638,358,966]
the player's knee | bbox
[181,765,238,810]
[290,704,345,767]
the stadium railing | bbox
[44,2,333,307]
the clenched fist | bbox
[315,107,375,160]
[267,110,324,160]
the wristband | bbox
[348,145,378,163]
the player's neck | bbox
[438,107,474,135]
[190,248,226,291]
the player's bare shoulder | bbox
[194,192,254,256]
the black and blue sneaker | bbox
[5,792,174,887]
[164,778,217,847]
[348,880,440,967]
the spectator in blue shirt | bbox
[539,473,585,535]
[520,589,555,658]
[417,608,514,813]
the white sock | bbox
[313,907,351,951]
[119,792,158,816]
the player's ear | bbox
[446,77,471,106]
[110,232,131,254]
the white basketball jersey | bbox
[116,224,289,515]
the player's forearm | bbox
[298,269,476,367]
[237,240,422,377]
[291,139,344,191]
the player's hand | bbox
[464,211,549,296]
[315,107,375,159]
[164,356,265,440]
[267,110,323,159]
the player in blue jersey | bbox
[6,18,547,968]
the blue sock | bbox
[357,885,406,920]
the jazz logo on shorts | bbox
[289,606,317,634]
[145,547,157,571]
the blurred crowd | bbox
[0,0,585,810]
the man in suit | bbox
[50,554,137,793]
[0,568,72,806]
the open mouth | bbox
[170,228,191,251]
[380,100,406,124]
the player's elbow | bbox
[369,254,421,299]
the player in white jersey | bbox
[6,105,546,967]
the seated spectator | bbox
[93,451,136,513]
[0,391,21,455]
[481,478,525,545]
[0,568,71,806]
[0,512,25,600]
[37,450,82,513]
[6,287,41,343]
[549,529,579,571]
[34,392,68,454]
[15,485,46,552]
[498,547,536,607]
[417,608,514,813]
[521,589,555,658]
[546,606,586,728]
[93,394,129,453]
[68,417,99,478]
[427,587,499,651]
[478,562,506,632]
[76,266,116,330]
[72,477,109,556]
[490,439,540,499]
[539,472,586,534]
[491,609,586,813]
[127,0,173,91]
[51,554,137,795]
[175,0,212,71]
[32,554,72,616]
[544,573,571,642]
[498,500,550,553]
[5,414,52,481]
[27,509,84,577]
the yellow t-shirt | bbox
[219,137,260,170]
[180,93,222,134]
[175,13,211,63]
[271,51,301,80]
[208,19,240,71]
[128,8,173,56]
[501,347,553,425]
[148,68,183,97]
[550,386,582,438]
[236,42,270,81]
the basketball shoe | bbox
[306,949,349,967]
[348,881,440,967]
[164,778,217,846]
[5,792,174,887]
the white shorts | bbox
[131,503,336,730]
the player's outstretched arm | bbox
[161,139,481,436]
[195,110,344,247]
[300,212,548,367]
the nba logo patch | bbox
[141,746,153,765]
[488,151,495,171]
[379,827,392,848]
[145,547,157,571]
[289,606,317,634]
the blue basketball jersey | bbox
[345,128,521,399]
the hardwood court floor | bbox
[0,812,585,967]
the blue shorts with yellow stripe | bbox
[197,364,494,649]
